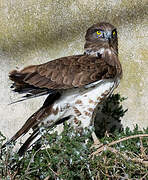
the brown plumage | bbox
[10,55,119,89]
[2,22,122,155]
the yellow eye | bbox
[96,31,101,35]
[113,31,116,36]
[96,31,102,38]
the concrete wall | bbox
[0,0,148,139]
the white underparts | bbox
[43,79,118,129]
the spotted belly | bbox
[42,79,117,129]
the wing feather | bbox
[9,54,118,93]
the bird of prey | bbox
[3,22,122,155]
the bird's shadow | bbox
[94,93,127,138]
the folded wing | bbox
[9,54,117,94]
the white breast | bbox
[85,48,105,57]
[43,79,117,129]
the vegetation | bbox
[0,94,148,180]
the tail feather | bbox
[18,115,71,156]
[18,129,39,156]
[2,92,61,154]
[9,90,50,105]
[1,109,42,149]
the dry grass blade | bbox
[92,134,148,156]
[106,147,148,167]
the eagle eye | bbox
[112,29,117,37]
[96,30,104,38]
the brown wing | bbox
[9,54,118,91]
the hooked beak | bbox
[108,37,112,46]
[104,31,112,46]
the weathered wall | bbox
[0,0,148,139]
